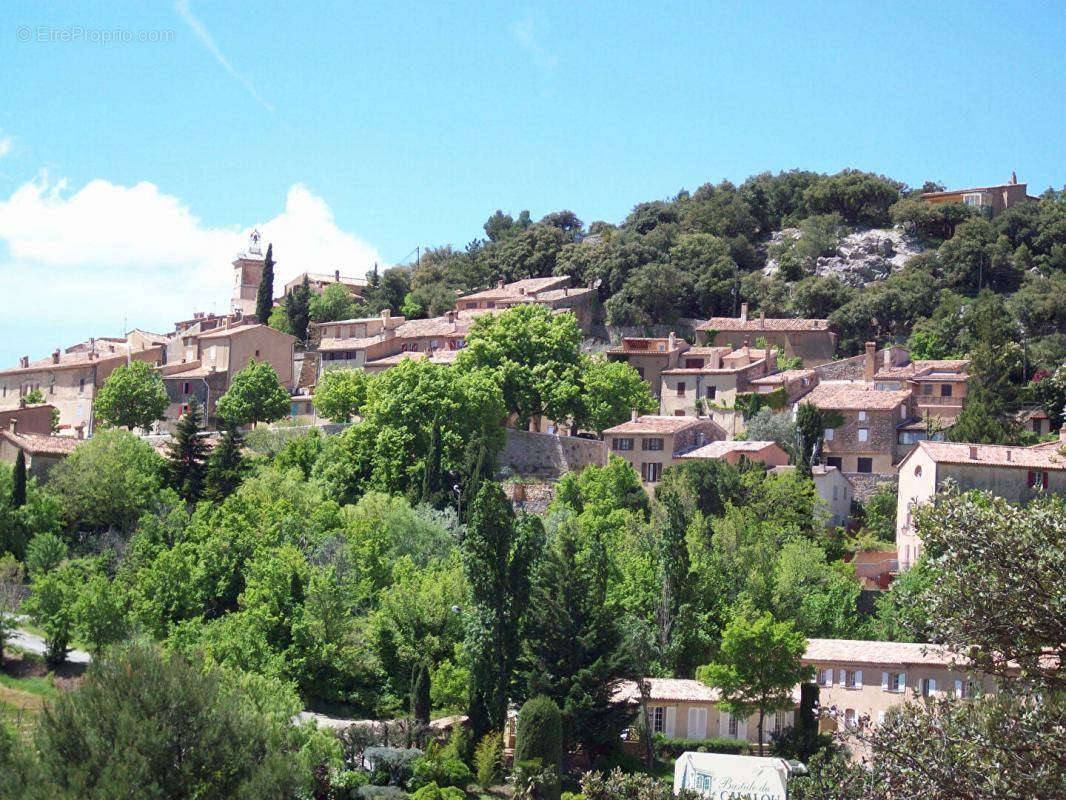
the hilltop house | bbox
[283,270,367,300]
[919,172,1038,217]
[0,335,166,436]
[455,277,598,332]
[894,432,1066,571]
[602,413,725,485]
[606,334,691,398]
[696,304,837,366]
[316,310,472,377]
[0,423,81,479]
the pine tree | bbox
[517,526,633,765]
[11,450,27,509]
[410,661,431,726]
[255,243,275,323]
[165,397,209,503]
[203,420,247,502]
[286,275,311,341]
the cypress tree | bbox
[286,275,312,341]
[420,419,446,508]
[166,397,209,503]
[255,243,275,323]
[12,450,27,508]
[410,661,431,726]
[203,420,247,502]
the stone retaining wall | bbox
[496,429,606,480]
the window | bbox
[858,411,867,422]
[728,715,738,738]
[673,410,685,416]
[883,672,905,693]
[858,428,869,442]
[183,382,191,394]
[914,465,922,477]
[857,458,873,474]
[826,456,842,469]
[684,359,703,369]
[79,378,85,394]
[832,485,839,500]
[922,383,933,395]
[940,384,952,397]
[706,386,716,399]
[919,678,936,698]
[635,367,645,379]
[843,670,863,689]
[775,710,788,731]
[694,774,713,791]
[1028,470,1049,490]
[824,428,834,441]
[677,382,686,397]
[254,349,260,358]
[817,668,833,688]
[612,437,634,451]
[954,679,969,699]
[180,404,189,416]
[651,706,665,734]
[642,462,663,483]
[642,437,664,451]
[430,339,439,350]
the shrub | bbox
[580,768,701,800]
[653,735,750,759]
[358,787,409,799]
[333,770,371,800]
[410,783,465,800]
[365,746,422,786]
[514,695,562,773]
[474,733,503,788]
[409,750,473,790]
[513,759,560,800]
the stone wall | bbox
[496,429,606,480]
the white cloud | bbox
[174,0,275,112]
[0,137,12,160]
[0,176,382,360]
[510,14,558,71]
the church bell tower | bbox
[231,228,265,317]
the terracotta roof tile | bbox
[803,382,911,411]
[612,678,720,704]
[0,430,80,456]
[803,638,961,667]
[680,440,784,460]
[697,316,830,332]
[915,439,1066,470]
[459,276,570,302]
[603,415,714,435]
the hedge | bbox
[653,735,750,759]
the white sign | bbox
[674,752,789,800]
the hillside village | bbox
[1,169,1063,798]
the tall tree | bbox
[215,360,290,428]
[165,397,209,503]
[462,483,543,741]
[255,242,275,324]
[517,524,633,764]
[410,661,431,726]
[202,420,247,503]
[697,610,813,755]
[12,450,27,508]
[795,402,840,476]
[93,360,168,433]
[419,419,447,508]
[286,275,311,341]
[313,368,370,423]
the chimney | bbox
[884,348,892,369]
[8,420,15,435]
[668,331,677,350]
[864,342,876,382]
[742,335,751,349]
[19,356,28,368]
[518,286,526,295]
[88,351,96,361]
[759,310,766,323]
[740,302,749,323]
[75,422,85,440]
[334,269,341,282]
[52,349,60,364]
[968,445,978,460]
[1010,171,1018,185]
[381,308,391,321]
[496,279,505,290]
[631,409,639,422]
[446,310,456,324]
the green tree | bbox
[286,275,311,341]
[47,429,164,533]
[24,562,81,666]
[462,483,543,741]
[202,420,247,502]
[34,643,299,799]
[410,661,431,725]
[255,242,276,324]
[11,450,26,509]
[93,360,168,432]
[266,302,292,334]
[312,368,369,423]
[795,402,839,475]
[474,733,503,789]
[165,397,209,503]
[216,360,290,428]
[72,574,128,656]
[21,387,45,405]
[309,282,359,323]
[456,304,583,428]
[513,695,562,798]
[24,532,67,577]
[0,555,24,667]
[697,610,813,755]
[573,356,657,435]
[517,525,633,764]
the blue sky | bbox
[1,1,1064,364]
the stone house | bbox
[695,304,837,366]
[0,426,80,480]
[894,432,1066,571]
[770,464,854,528]
[749,368,819,405]
[660,346,777,436]
[160,322,296,429]
[679,440,790,469]
[873,356,969,426]
[919,172,1038,217]
[283,270,367,300]
[0,403,58,436]
[317,310,471,377]
[802,382,914,477]
[602,413,726,485]
[0,337,166,435]
[605,334,690,398]
[455,277,598,332]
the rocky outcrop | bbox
[764,227,925,286]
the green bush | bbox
[410,783,465,800]
[333,770,371,800]
[409,751,473,790]
[474,733,503,788]
[514,695,563,773]
[358,787,409,799]
[653,735,750,759]
[365,746,422,786]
